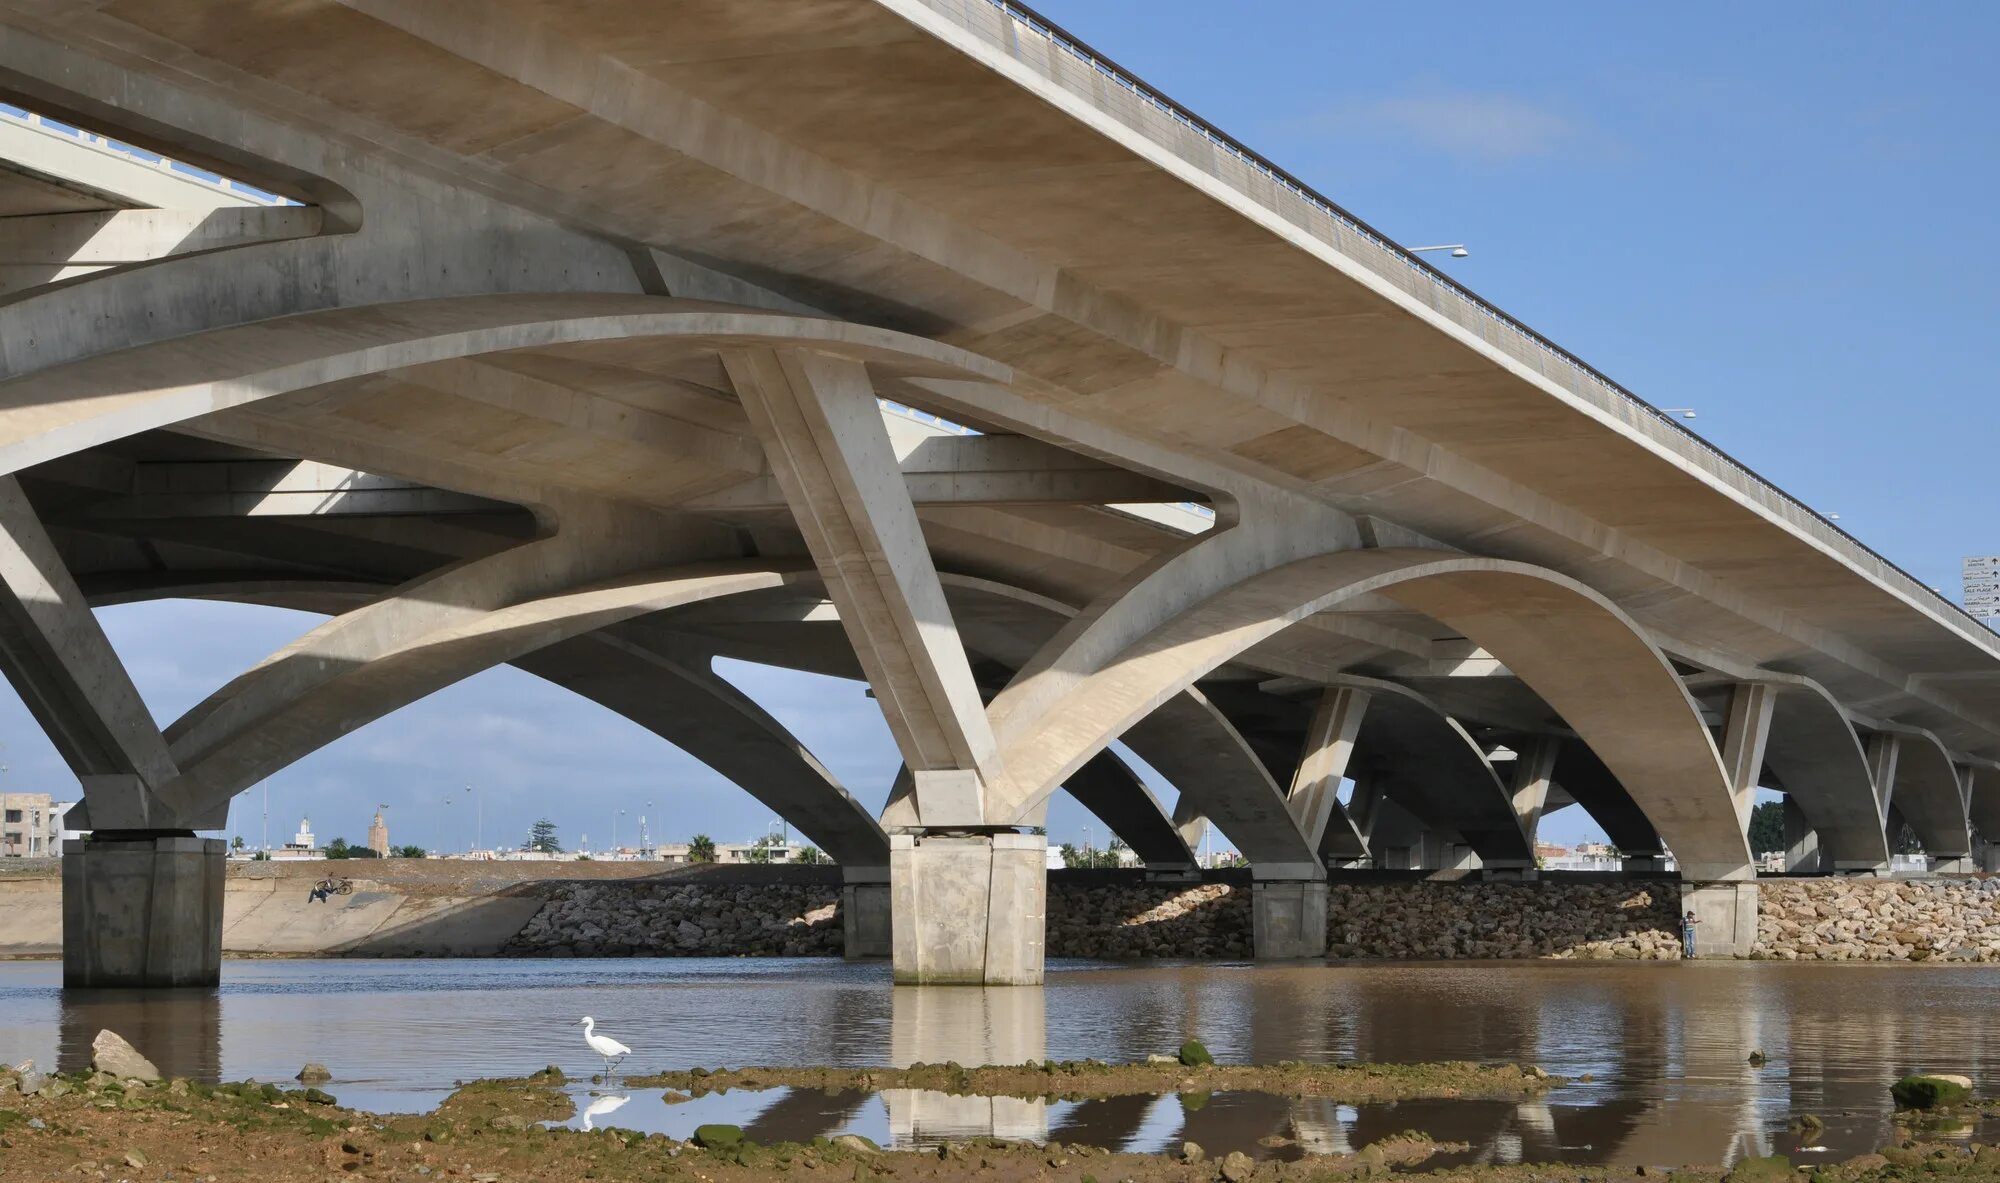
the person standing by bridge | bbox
[1682,910,1700,958]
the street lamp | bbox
[1408,244,1469,258]
[1659,407,1698,419]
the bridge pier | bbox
[62,834,226,988]
[841,869,892,960]
[889,832,1046,985]
[1681,880,1758,958]
[1250,877,1328,959]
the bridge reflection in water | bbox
[12,959,1998,1167]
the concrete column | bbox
[1681,881,1758,958]
[1250,878,1328,960]
[726,348,998,825]
[1928,854,1976,874]
[1286,686,1367,850]
[62,835,226,987]
[1781,796,1823,873]
[840,868,891,960]
[889,832,1045,985]
[1720,683,1776,832]
[0,476,185,830]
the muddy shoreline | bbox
[5,1060,1989,1182]
[624,1056,1564,1102]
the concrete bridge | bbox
[1,0,1996,986]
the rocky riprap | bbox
[1045,883,1250,958]
[1755,878,2000,961]
[503,882,842,957]
[1326,882,1681,960]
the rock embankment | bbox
[1756,879,2000,961]
[503,881,842,957]
[1045,882,1249,958]
[1326,882,1681,960]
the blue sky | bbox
[4,3,1994,853]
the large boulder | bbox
[90,1030,160,1082]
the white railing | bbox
[0,102,292,206]
[913,0,1992,639]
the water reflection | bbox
[580,1093,630,1131]
[57,987,220,1080]
[4,959,2000,1168]
[886,985,1047,1144]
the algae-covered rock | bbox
[1892,1075,1970,1110]
[1723,1153,1792,1182]
[1177,1039,1214,1067]
[692,1123,744,1149]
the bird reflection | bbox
[581,1093,630,1131]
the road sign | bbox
[1964,557,2000,616]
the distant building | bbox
[367,809,389,857]
[0,792,59,857]
[269,815,324,861]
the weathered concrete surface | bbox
[889,832,1046,985]
[63,836,226,987]
[1684,880,1759,958]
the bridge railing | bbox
[910,0,1994,640]
[0,102,293,206]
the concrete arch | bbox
[157,559,821,822]
[1879,726,1974,858]
[1330,676,1531,865]
[986,549,1753,879]
[80,576,890,869]
[0,293,1010,477]
[1548,741,1666,858]
[934,572,1321,874]
[1761,679,1894,868]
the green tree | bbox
[325,838,378,860]
[688,834,717,864]
[1747,800,1785,856]
[527,818,562,854]
[745,843,772,864]
[795,845,828,865]
[395,844,427,859]
[1059,843,1121,869]
[231,835,246,852]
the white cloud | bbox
[1311,88,1593,164]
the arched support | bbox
[985,551,1752,881]
[1759,678,1893,871]
[934,573,1323,875]
[1876,726,1976,866]
[1332,676,1532,868]
[1057,751,1197,872]
[1547,741,1667,865]
[158,544,802,822]
[510,628,895,957]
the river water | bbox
[4,957,1997,1168]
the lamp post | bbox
[1408,244,1469,258]
[1659,407,1698,419]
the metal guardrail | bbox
[0,102,292,206]
[917,0,1992,639]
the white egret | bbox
[576,1016,632,1082]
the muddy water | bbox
[4,957,1999,1168]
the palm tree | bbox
[688,834,717,864]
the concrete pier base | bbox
[62,835,226,988]
[1927,854,1976,874]
[889,832,1045,985]
[1250,878,1328,959]
[840,871,891,959]
[1682,880,1758,958]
